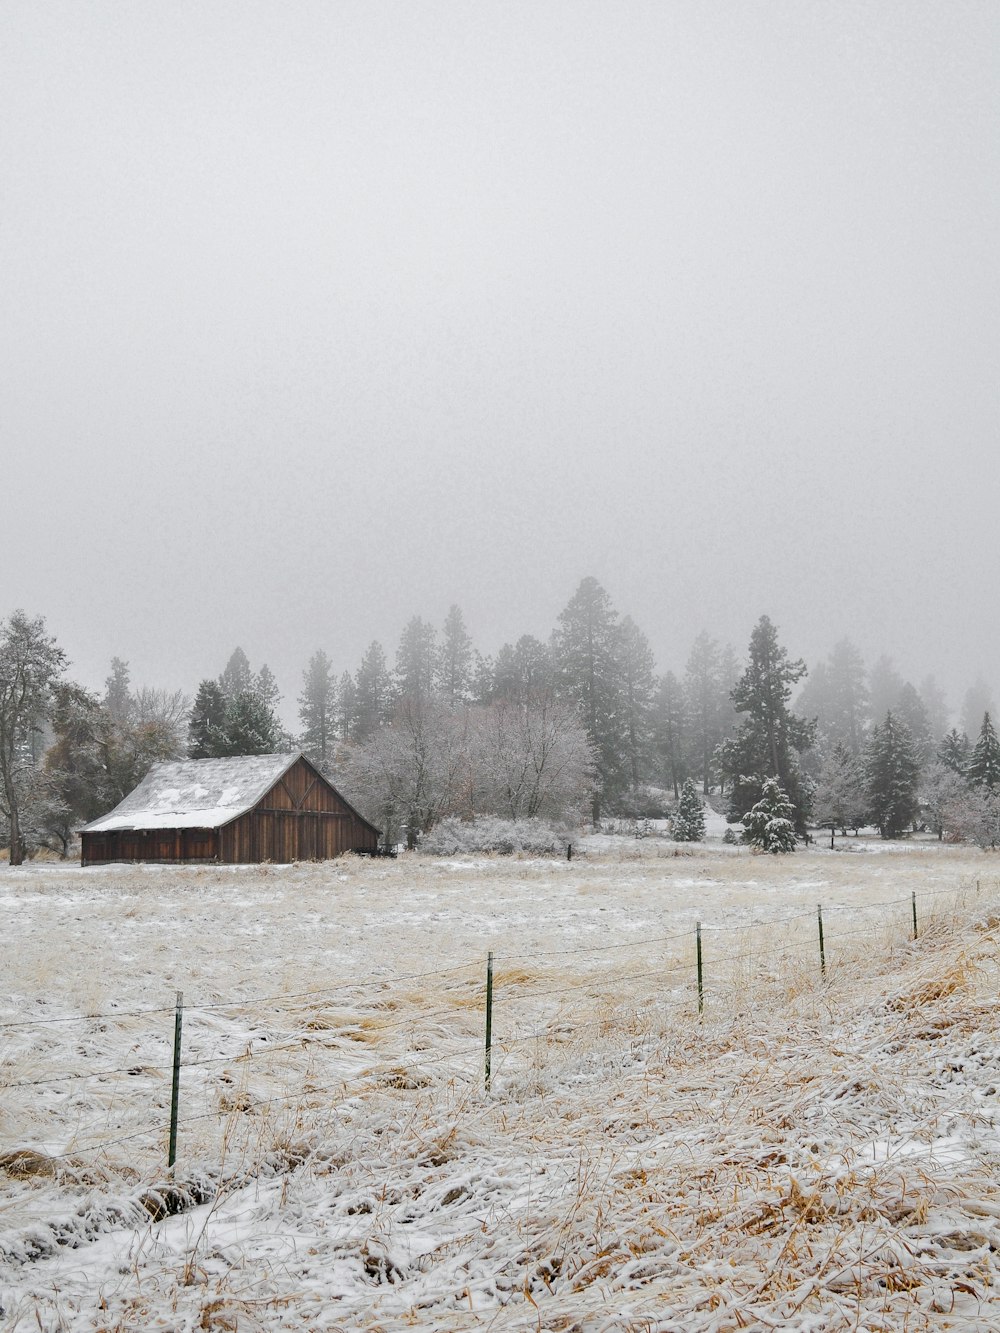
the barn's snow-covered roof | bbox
[81,753,302,833]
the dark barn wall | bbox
[218,756,378,863]
[82,828,218,865]
[81,757,378,865]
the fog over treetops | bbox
[3,2,996,705]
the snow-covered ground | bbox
[2,843,1000,1329]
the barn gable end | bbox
[80,753,379,865]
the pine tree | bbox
[219,647,253,699]
[188,679,228,758]
[255,664,281,712]
[863,712,920,838]
[868,655,905,727]
[895,682,933,763]
[493,636,552,707]
[653,671,686,799]
[619,616,657,797]
[967,713,1000,790]
[683,632,725,794]
[336,671,357,742]
[670,777,706,841]
[918,675,950,744]
[938,729,970,775]
[437,605,474,705]
[553,577,626,823]
[961,678,997,739]
[741,778,797,853]
[103,658,133,723]
[719,616,815,833]
[223,689,282,755]
[297,650,336,768]
[354,641,392,741]
[395,617,437,715]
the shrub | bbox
[742,778,798,854]
[670,778,706,842]
[419,817,569,857]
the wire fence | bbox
[1,877,996,1186]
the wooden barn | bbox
[80,752,380,865]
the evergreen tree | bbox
[683,632,725,794]
[104,657,133,723]
[918,675,950,744]
[354,641,392,741]
[938,728,970,775]
[670,777,705,842]
[223,689,282,755]
[716,643,741,768]
[967,713,1000,790]
[895,682,933,764]
[719,616,815,834]
[863,712,920,838]
[336,671,357,742]
[470,650,495,705]
[961,677,997,740]
[394,617,437,715]
[653,671,686,799]
[297,650,336,768]
[437,604,474,705]
[826,638,869,754]
[619,615,657,797]
[741,778,797,853]
[552,577,626,822]
[188,679,228,758]
[255,664,281,712]
[493,636,552,707]
[219,647,253,699]
[868,655,905,726]
[796,637,869,757]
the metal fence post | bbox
[817,905,826,981]
[484,952,494,1092]
[168,990,183,1172]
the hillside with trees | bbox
[1,582,998,857]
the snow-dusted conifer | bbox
[188,679,227,758]
[741,778,797,853]
[297,650,336,767]
[938,729,970,776]
[967,713,1000,791]
[553,576,627,822]
[719,616,815,833]
[863,712,920,838]
[437,604,474,706]
[670,777,705,842]
[354,641,393,741]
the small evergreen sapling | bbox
[670,777,706,842]
[741,778,797,853]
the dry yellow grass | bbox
[2,845,1000,1328]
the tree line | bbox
[0,579,997,861]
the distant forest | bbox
[1,577,998,862]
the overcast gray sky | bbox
[3,1,997,717]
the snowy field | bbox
[3,842,1000,1330]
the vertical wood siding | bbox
[81,757,379,864]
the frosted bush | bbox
[419,816,569,856]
